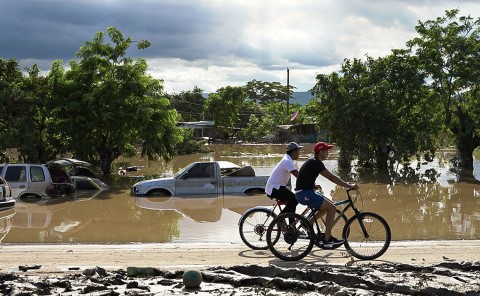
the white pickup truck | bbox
[131,161,269,196]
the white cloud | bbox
[2,0,480,94]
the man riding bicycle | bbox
[265,142,302,218]
[295,142,358,248]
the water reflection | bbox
[132,194,272,223]
[0,209,15,243]
[329,182,480,240]
[1,144,479,244]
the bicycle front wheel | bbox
[239,208,277,250]
[343,212,391,260]
[266,213,314,261]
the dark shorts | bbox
[268,186,298,214]
[268,186,295,201]
[295,189,324,209]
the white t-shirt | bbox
[265,154,297,195]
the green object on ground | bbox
[183,269,203,288]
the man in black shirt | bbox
[295,142,358,248]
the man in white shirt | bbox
[265,142,302,217]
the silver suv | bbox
[0,176,15,210]
[0,163,75,202]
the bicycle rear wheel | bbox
[343,212,391,260]
[239,208,277,250]
[314,209,348,249]
[266,213,314,261]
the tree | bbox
[0,60,66,163]
[311,52,439,174]
[245,79,294,105]
[167,86,206,122]
[407,9,480,169]
[204,86,247,140]
[63,27,183,175]
[0,58,23,161]
[17,64,69,163]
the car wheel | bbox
[19,194,42,203]
[147,189,171,197]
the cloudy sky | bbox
[1,1,479,93]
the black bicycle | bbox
[266,189,391,261]
[238,196,348,250]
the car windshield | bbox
[174,163,195,178]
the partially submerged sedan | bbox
[49,158,109,191]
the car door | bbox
[175,163,219,195]
[3,165,28,198]
[28,165,49,196]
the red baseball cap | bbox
[314,142,333,154]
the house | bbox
[279,123,327,143]
[178,121,214,140]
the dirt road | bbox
[1,240,478,273]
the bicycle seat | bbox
[266,195,289,206]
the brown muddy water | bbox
[1,144,479,244]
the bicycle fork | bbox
[353,211,370,239]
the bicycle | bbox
[238,194,349,250]
[266,189,391,261]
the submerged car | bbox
[49,158,109,191]
[0,163,75,202]
[0,176,15,210]
[131,161,269,196]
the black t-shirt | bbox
[295,156,326,190]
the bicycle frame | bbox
[297,190,358,235]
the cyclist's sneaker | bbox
[315,232,325,243]
[322,236,344,248]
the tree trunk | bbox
[338,148,353,169]
[454,108,479,170]
[375,146,389,172]
[456,133,477,169]
[99,147,121,176]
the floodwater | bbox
[1,144,479,244]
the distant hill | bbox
[202,91,314,106]
[290,91,314,106]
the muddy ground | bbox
[1,261,479,295]
[0,241,479,295]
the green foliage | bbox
[175,128,210,155]
[0,61,68,163]
[407,9,480,168]
[238,114,275,142]
[60,26,183,174]
[238,80,305,143]
[0,58,24,161]
[204,86,247,139]
[311,52,440,171]
[237,101,305,143]
[244,79,294,105]
[167,86,206,121]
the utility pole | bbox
[286,67,290,115]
